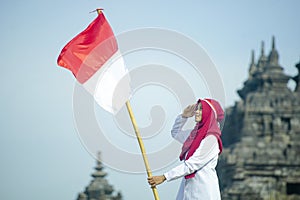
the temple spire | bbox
[251,50,255,64]
[92,152,107,178]
[261,41,265,56]
[249,50,257,77]
[268,36,279,66]
[272,35,275,50]
[257,41,267,70]
[238,38,289,100]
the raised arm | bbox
[171,115,191,143]
[171,104,197,143]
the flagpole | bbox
[95,9,159,200]
[125,101,160,200]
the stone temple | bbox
[218,37,300,200]
[76,152,122,200]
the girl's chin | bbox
[195,118,201,122]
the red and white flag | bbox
[57,12,131,113]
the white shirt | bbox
[164,115,221,200]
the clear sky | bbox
[1,0,299,200]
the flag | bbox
[57,12,131,113]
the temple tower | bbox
[218,37,300,200]
[76,152,122,200]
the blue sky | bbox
[1,1,300,200]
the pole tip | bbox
[89,8,104,15]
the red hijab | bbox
[179,98,224,179]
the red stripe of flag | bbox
[57,13,118,84]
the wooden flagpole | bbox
[95,9,160,200]
[125,101,160,200]
[96,9,159,200]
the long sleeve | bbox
[164,135,219,181]
[171,115,192,144]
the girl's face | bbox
[194,102,202,122]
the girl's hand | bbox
[147,175,166,188]
[182,104,197,118]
